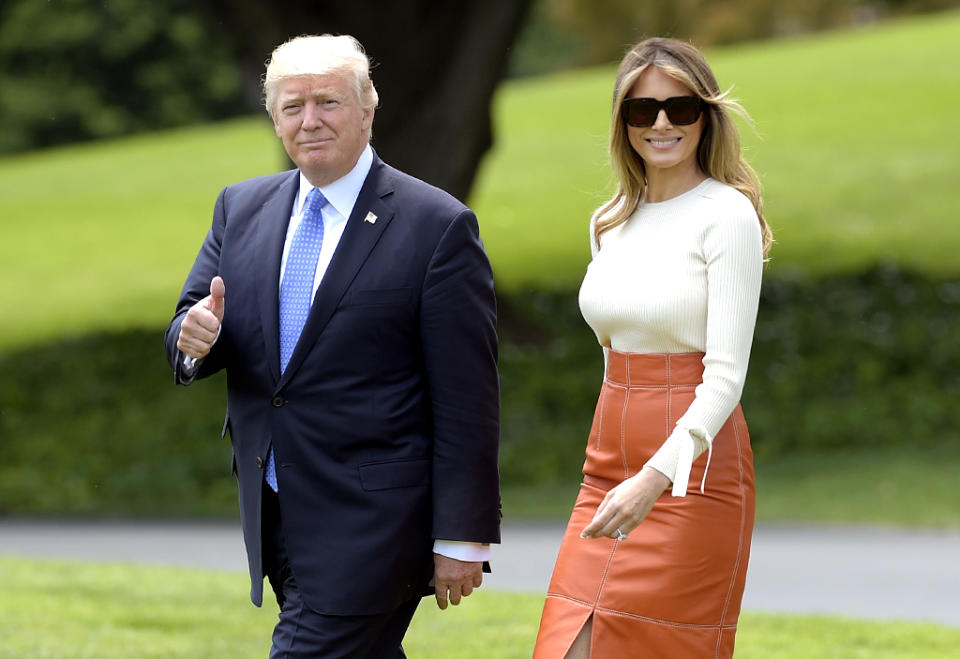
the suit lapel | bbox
[275,157,396,391]
[254,171,300,384]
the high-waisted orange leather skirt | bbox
[534,351,755,659]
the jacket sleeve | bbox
[419,209,501,544]
[164,187,230,385]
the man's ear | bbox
[362,106,375,131]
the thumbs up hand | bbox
[207,275,226,321]
[177,276,226,359]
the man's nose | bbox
[302,103,324,129]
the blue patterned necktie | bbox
[266,187,328,492]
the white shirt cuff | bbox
[644,425,713,497]
[433,540,491,563]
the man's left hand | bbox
[429,554,483,610]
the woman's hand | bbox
[580,467,671,540]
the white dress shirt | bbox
[281,145,373,296]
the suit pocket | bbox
[358,457,430,491]
[341,287,414,307]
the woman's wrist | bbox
[639,466,672,493]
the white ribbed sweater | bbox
[578,178,763,496]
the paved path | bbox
[2,519,959,628]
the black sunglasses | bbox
[621,96,704,127]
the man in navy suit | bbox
[165,34,501,658]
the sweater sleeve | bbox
[644,199,763,496]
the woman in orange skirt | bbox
[534,38,772,658]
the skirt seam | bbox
[544,595,740,632]
[544,592,591,606]
[715,412,749,657]
[602,382,699,390]
[594,382,608,452]
[593,542,620,608]
[596,605,739,631]
[665,372,673,460]
[620,382,630,479]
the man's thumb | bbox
[209,276,226,319]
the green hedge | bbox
[0,0,245,153]
[0,333,234,516]
[1,266,957,515]
[498,265,960,480]
[746,265,960,456]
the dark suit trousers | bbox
[261,485,420,658]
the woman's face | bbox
[625,67,705,181]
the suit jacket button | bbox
[256,457,264,468]
[272,395,284,407]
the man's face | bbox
[272,73,374,187]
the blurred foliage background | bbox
[2,0,957,152]
[1,0,959,522]
[0,0,243,153]
[512,0,960,73]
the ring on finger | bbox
[615,527,628,541]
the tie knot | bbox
[305,187,328,216]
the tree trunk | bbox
[200,0,533,201]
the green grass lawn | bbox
[1,557,958,658]
[0,119,281,352]
[753,445,960,529]
[1,10,958,351]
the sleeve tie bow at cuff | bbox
[671,426,713,498]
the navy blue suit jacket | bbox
[164,153,501,615]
